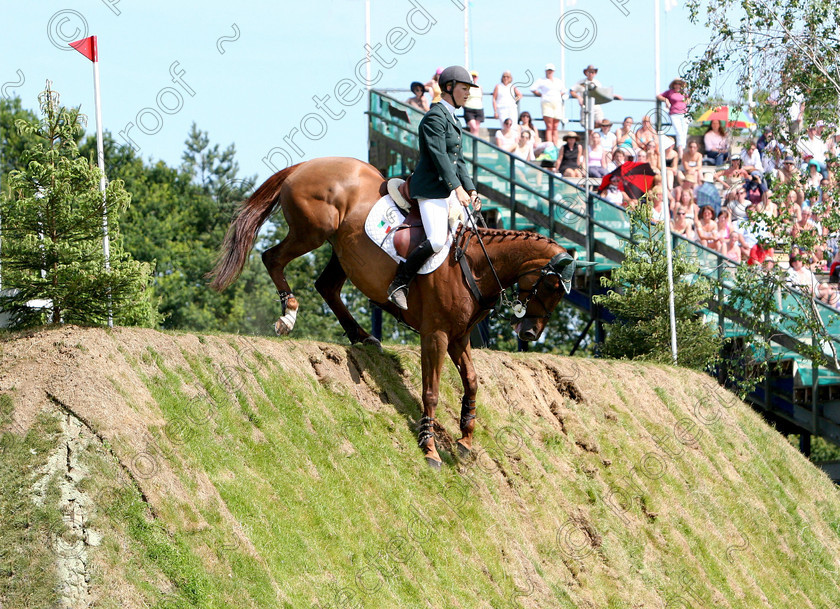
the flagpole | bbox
[655,0,678,364]
[92,52,113,328]
[464,1,469,69]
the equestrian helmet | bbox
[439,65,478,93]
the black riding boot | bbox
[387,239,435,310]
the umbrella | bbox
[598,162,657,200]
[695,105,757,129]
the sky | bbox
[2,0,718,183]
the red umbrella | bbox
[598,162,657,200]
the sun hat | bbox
[583,64,598,74]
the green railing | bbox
[368,90,840,441]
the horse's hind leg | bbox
[448,335,478,455]
[315,252,382,349]
[262,232,324,335]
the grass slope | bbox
[1,326,840,608]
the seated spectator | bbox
[601,173,628,206]
[781,189,803,224]
[517,111,541,145]
[512,129,536,161]
[406,81,430,112]
[717,208,736,242]
[635,115,658,150]
[747,240,775,270]
[744,170,769,206]
[681,140,704,184]
[647,186,666,223]
[725,230,748,263]
[740,141,762,173]
[495,118,518,152]
[728,185,752,225]
[555,132,584,177]
[696,173,722,215]
[696,205,722,251]
[425,68,443,104]
[672,206,696,241]
[715,156,750,189]
[756,127,775,157]
[806,160,822,192]
[787,249,839,306]
[605,146,628,172]
[587,131,608,177]
[673,182,699,224]
[614,117,638,152]
[703,119,730,166]
[598,118,617,151]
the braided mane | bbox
[469,226,561,247]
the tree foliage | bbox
[593,207,722,369]
[0,84,158,328]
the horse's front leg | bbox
[419,330,449,468]
[448,335,478,456]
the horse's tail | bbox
[207,164,302,291]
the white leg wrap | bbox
[279,307,297,332]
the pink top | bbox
[704,130,728,153]
[661,89,687,115]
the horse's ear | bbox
[549,252,574,270]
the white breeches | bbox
[419,192,456,252]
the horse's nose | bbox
[520,327,538,341]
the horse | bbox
[208,157,579,467]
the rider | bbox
[387,65,481,310]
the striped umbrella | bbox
[694,106,757,129]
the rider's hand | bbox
[469,191,482,212]
[455,185,471,208]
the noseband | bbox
[510,261,566,322]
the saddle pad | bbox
[364,194,453,275]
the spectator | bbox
[425,67,443,103]
[463,70,485,137]
[570,65,623,131]
[512,129,536,161]
[776,156,803,198]
[740,142,762,174]
[598,118,617,152]
[517,111,541,143]
[672,206,696,241]
[787,249,838,306]
[797,124,828,176]
[756,127,775,156]
[601,173,628,206]
[725,229,748,263]
[636,115,658,150]
[493,71,522,128]
[696,205,722,251]
[715,156,749,187]
[681,140,704,184]
[531,63,566,146]
[495,118,518,152]
[614,117,638,152]
[768,85,805,136]
[675,185,699,224]
[806,160,822,191]
[657,78,691,155]
[703,119,729,166]
[747,240,775,270]
[744,170,768,206]
[406,81,430,113]
[587,131,608,178]
[696,173,722,215]
[647,186,666,223]
[605,146,628,172]
[555,132,584,177]
[728,185,752,225]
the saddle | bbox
[385,176,464,259]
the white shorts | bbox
[541,100,564,120]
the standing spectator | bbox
[768,85,805,137]
[555,132,584,177]
[703,119,729,165]
[492,71,522,128]
[598,118,617,152]
[657,78,691,156]
[463,70,485,137]
[570,65,623,131]
[798,124,828,177]
[587,131,608,177]
[740,142,762,174]
[406,81,430,113]
[531,63,566,147]
[425,67,443,103]
[696,173,722,215]
[495,118,518,152]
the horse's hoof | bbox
[274,319,291,336]
[362,336,383,352]
[456,442,471,458]
[425,457,442,470]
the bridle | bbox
[510,263,566,322]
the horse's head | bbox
[510,251,580,341]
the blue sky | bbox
[2,0,717,182]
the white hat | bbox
[545,63,556,71]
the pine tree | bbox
[594,205,722,369]
[0,83,158,328]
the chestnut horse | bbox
[209,157,577,467]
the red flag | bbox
[69,36,98,62]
